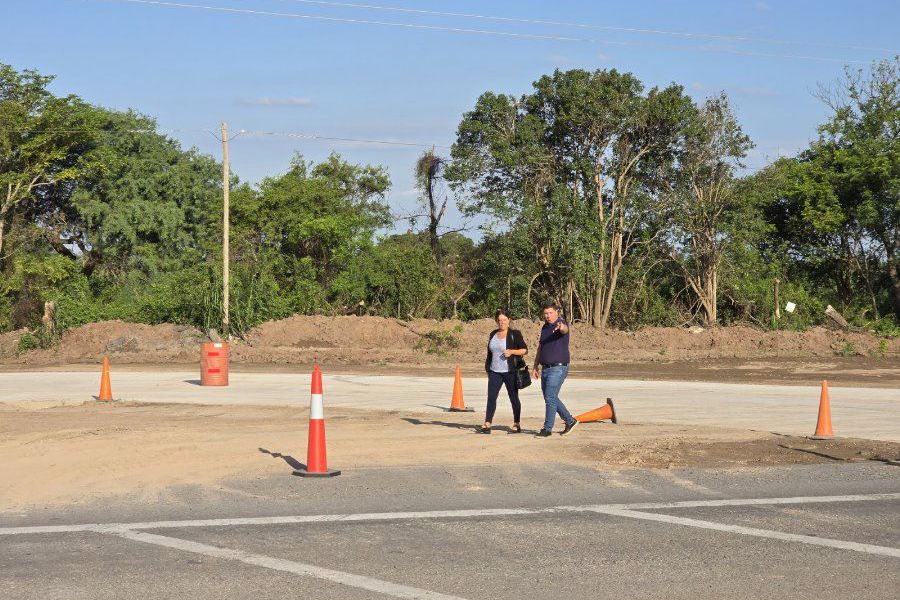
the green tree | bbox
[332,233,442,318]
[815,57,899,317]
[668,94,754,325]
[61,110,222,279]
[448,69,695,328]
[753,58,899,320]
[414,148,448,263]
[232,153,391,314]
[0,64,106,266]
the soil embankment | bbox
[3,315,898,364]
[1,316,897,386]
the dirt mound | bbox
[1,316,896,368]
[0,320,204,366]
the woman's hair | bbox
[494,308,512,320]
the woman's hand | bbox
[531,367,540,380]
[503,349,514,358]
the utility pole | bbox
[221,122,230,336]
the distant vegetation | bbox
[1,59,897,340]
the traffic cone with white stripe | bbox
[293,363,341,477]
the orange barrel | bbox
[200,342,229,386]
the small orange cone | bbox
[810,380,834,439]
[98,356,113,402]
[449,366,473,412]
[575,398,617,423]
[293,363,340,477]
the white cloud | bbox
[545,53,575,66]
[730,85,780,98]
[241,97,314,107]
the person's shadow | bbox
[258,447,306,471]
[402,418,533,434]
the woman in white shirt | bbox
[477,309,528,434]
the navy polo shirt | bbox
[539,318,570,365]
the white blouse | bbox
[488,333,509,373]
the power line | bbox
[274,0,895,54]
[2,125,448,148]
[237,129,450,148]
[92,0,588,42]
[88,0,871,64]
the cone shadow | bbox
[424,404,476,413]
[258,447,306,471]
[777,444,848,462]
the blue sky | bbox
[3,0,898,233]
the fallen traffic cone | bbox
[810,380,834,439]
[449,366,473,412]
[575,398,617,423]
[293,363,341,477]
[98,356,113,402]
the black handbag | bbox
[512,339,532,389]
[515,365,532,390]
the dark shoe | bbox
[510,423,522,434]
[561,420,579,435]
[476,425,491,434]
[535,429,552,437]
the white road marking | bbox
[111,506,547,531]
[592,507,900,558]
[580,492,900,511]
[0,508,550,535]
[2,493,899,536]
[0,523,103,535]
[116,529,467,600]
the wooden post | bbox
[221,122,230,336]
[41,301,57,329]
[773,278,780,320]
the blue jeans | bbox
[541,365,574,431]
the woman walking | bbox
[477,309,528,434]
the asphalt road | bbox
[2,462,898,599]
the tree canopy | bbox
[1,59,898,341]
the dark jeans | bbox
[541,364,574,430]
[486,370,521,423]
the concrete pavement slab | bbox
[2,370,898,440]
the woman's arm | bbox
[503,331,528,357]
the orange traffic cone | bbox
[293,363,341,477]
[98,356,113,402]
[449,366,473,412]
[810,380,834,439]
[575,398,617,423]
